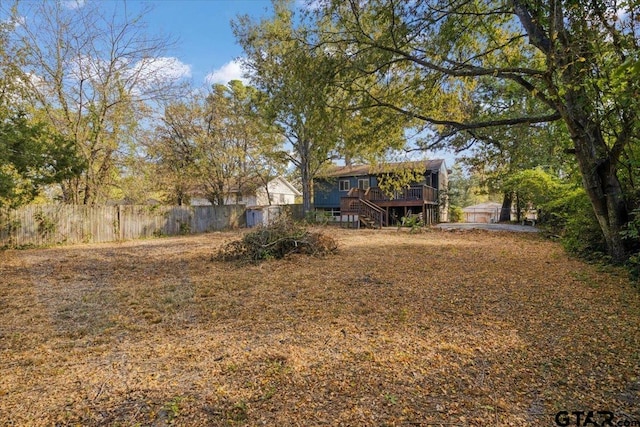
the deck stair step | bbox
[359,214,378,229]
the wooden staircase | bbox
[358,213,378,229]
[358,198,386,228]
[340,188,387,228]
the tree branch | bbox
[366,91,561,131]
[510,0,552,54]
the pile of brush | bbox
[214,214,337,263]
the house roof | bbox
[273,176,303,196]
[319,160,445,178]
[229,176,301,196]
[462,202,503,212]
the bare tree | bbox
[8,1,189,204]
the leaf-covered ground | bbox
[1,228,639,426]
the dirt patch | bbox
[1,228,639,426]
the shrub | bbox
[542,188,606,260]
[305,210,331,225]
[449,205,464,223]
[214,214,337,263]
[621,209,640,283]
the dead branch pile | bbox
[214,216,337,263]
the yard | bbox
[1,228,639,426]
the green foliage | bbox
[542,188,606,259]
[151,80,283,206]
[177,220,191,235]
[233,1,345,213]
[446,164,488,208]
[400,213,423,232]
[0,114,84,208]
[233,0,407,213]
[315,0,639,262]
[621,209,640,283]
[8,1,184,205]
[376,164,426,199]
[305,210,331,225]
[503,168,563,219]
[162,396,183,423]
[523,175,611,262]
[621,209,640,244]
[449,205,464,223]
[34,211,56,238]
[0,213,20,247]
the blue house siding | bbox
[314,175,376,208]
[313,178,341,208]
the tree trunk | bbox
[557,60,629,262]
[573,139,628,263]
[500,192,512,222]
[264,182,272,206]
[82,179,93,205]
[301,160,312,215]
[561,88,629,262]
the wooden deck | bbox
[339,185,439,228]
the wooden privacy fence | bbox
[0,204,246,247]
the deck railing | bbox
[359,198,386,228]
[342,186,437,210]
[340,195,361,213]
[364,185,438,203]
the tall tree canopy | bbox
[234,0,408,214]
[315,0,639,262]
[150,81,283,206]
[234,1,346,214]
[0,114,84,208]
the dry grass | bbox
[0,227,639,426]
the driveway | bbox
[434,222,540,233]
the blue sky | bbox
[135,0,274,87]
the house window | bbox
[279,194,286,204]
[358,179,370,190]
[425,174,433,187]
[339,180,350,191]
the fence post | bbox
[117,205,122,240]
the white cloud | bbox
[205,59,248,85]
[62,0,86,10]
[65,55,191,97]
[131,56,192,83]
[2,15,26,29]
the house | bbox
[225,176,301,207]
[314,160,448,228]
[191,176,301,207]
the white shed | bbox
[462,202,503,223]
[225,176,301,207]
